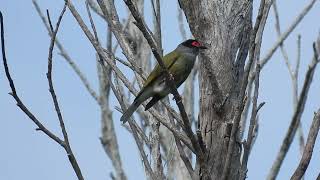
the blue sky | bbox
[0,0,319,180]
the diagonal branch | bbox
[32,0,99,103]
[109,72,156,180]
[46,6,84,180]
[272,0,306,165]
[260,0,317,67]
[272,1,294,77]
[240,63,264,179]
[291,109,320,180]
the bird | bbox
[120,39,207,123]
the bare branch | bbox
[46,3,68,150]
[267,36,320,180]
[96,0,145,76]
[291,109,320,180]
[1,6,84,180]
[86,0,104,19]
[85,1,99,42]
[32,0,100,103]
[0,10,64,148]
[273,0,306,163]
[240,63,262,179]
[239,81,253,139]
[151,0,162,54]
[109,74,156,180]
[295,35,301,80]
[272,1,294,77]
[173,127,197,179]
[260,0,317,67]
[46,6,84,180]
[98,60,127,180]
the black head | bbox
[181,39,207,49]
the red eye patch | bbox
[191,41,201,47]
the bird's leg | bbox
[168,72,175,81]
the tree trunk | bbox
[179,1,252,179]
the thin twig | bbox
[291,109,320,180]
[96,0,144,76]
[295,35,305,157]
[32,0,99,103]
[240,63,263,179]
[46,6,84,180]
[272,1,294,77]
[0,10,64,148]
[239,81,253,139]
[99,49,128,180]
[46,5,69,155]
[273,1,306,163]
[1,7,84,180]
[295,35,301,80]
[246,0,317,102]
[260,0,317,67]
[153,0,162,54]
[86,0,104,19]
[110,75,156,179]
[170,118,197,180]
[85,1,99,42]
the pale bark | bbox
[179,1,253,179]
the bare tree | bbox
[1,0,319,180]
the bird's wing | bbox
[134,51,180,102]
[143,51,180,88]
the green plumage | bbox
[120,39,206,123]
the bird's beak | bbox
[199,45,207,49]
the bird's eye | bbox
[191,41,200,47]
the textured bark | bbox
[179,1,251,179]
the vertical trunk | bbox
[179,1,252,179]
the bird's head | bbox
[177,39,207,55]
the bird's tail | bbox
[120,87,153,123]
[120,101,140,123]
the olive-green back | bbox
[143,50,180,88]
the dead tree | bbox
[1,0,319,180]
